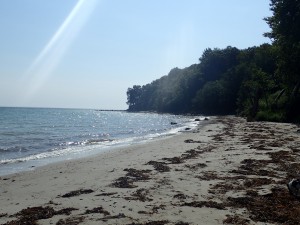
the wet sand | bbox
[1,116,300,225]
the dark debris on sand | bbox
[112,168,152,188]
[126,220,169,225]
[162,156,184,164]
[243,177,274,188]
[124,168,152,181]
[173,193,188,200]
[197,171,220,181]
[230,158,277,177]
[223,215,250,225]
[95,192,118,196]
[146,161,170,172]
[210,117,300,224]
[60,189,94,198]
[185,163,207,171]
[138,204,166,215]
[98,213,126,221]
[56,216,85,225]
[0,213,8,218]
[184,139,202,143]
[227,187,300,224]
[146,145,214,172]
[182,200,226,210]
[112,176,138,188]
[4,206,78,225]
[174,222,190,225]
[183,146,214,159]
[84,207,110,216]
[125,188,153,202]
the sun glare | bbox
[21,0,99,104]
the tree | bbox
[126,85,142,111]
[264,0,300,120]
[125,45,279,120]
[238,67,275,120]
[199,47,240,82]
[193,81,230,115]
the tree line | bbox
[126,0,300,122]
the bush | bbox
[255,110,285,122]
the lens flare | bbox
[21,0,99,104]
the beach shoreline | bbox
[1,116,300,225]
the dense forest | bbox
[126,0,300,122]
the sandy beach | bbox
[1,116,300,225]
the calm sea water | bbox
[0,107,201,175]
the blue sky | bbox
[0,0,272,109]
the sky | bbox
[0,0,272,110]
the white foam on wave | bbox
[0,141,113,165]
[0,116,202,175]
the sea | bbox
[0,107,203,176]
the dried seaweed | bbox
[227,187,300,224]
[209,117,300,224]
[124,168,152,181]
[247,133,272,140]
[56,208,78,216]
[61,189,94,198]
[197,171,220,181]
[223,215,250,225]
[151,204,166,213]
[4,206,55,225]
[173,193,188,200]
[268,150,294,163]
[95,192,117,196]
[243,178,274,188]
[185,163,207,171]
[112,176,137,188]
[137,204,165,215]
[112,168,152,188]
[175,222,190,225]
[249,144,273,151]
[182,201,226,210]
[147,161,170,172]
[162,156,184,164]
[231,158,276,177]
[126,221,169,225]
[181,149,201,160]
[184,139,202,143]
[4,206,78,225]
[210,182,240,194]
[212,134,224,142]
[98,213,126,221]
[56,216,85,225]
[124,188,153,202]
[84,207,110,216]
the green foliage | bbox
[192,80,231,115]
[126,85,143,111]
[126,44,279,119]
[199,47,240,82]
[126,0,300,123]
[255,110,285,122]
[264,0,300,120]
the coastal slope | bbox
[1,116,300,225]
